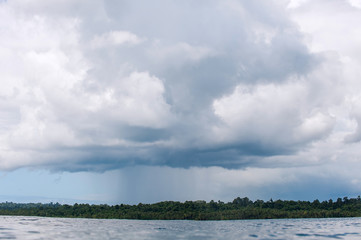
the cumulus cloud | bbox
[0,0,360,175]
[212,81,335,151]
[90,31,143,48]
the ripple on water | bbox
[20,219,38,221]
[0,216,361,239]
[295,233,311,237]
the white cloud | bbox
[212,71,337,150]
[85,71,172,128]
[289,0,361,147]
[90,31,143,48]
[294,111,334,142]
[348,0,361,8]
[287,0,310,9]
[0,2,171,169]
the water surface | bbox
[0,216,361,239]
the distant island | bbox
[1,196,361,220]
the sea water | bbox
[0,216,361,239]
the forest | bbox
[1,196,361,220]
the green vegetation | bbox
[1,196,361,220]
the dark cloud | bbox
[0,0,349,171]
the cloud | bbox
[212,80,335,153]
[90,31,143,48]
[348,0,361,9]
[0,0,359,175]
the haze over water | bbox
[0,216,361,239]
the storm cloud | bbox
[0,0,360,177]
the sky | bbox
[1,0,361,205]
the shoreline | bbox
[1,196,361,221]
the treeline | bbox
[1,196,361,220]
